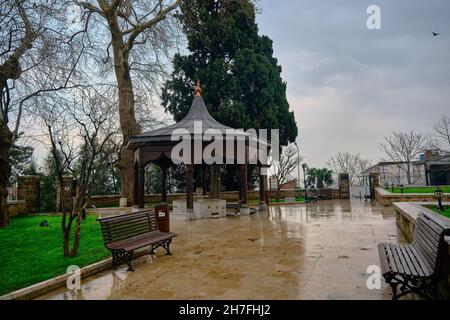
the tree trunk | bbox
[406,163,411,185]
[109,19,140,206]
[63,190,84,257]
[70,208,82,257]
[0,122,13,227]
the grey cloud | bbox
[257,0,450,166]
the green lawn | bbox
[0,214,109,296]
[270,197,305,203]
[429,205,450,219]
[385,186,450,194]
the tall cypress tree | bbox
[162,0,298,189]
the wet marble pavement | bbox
[38,199,416,300]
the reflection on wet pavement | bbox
[38,199,416,300]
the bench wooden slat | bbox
[390,243,407,275]
[416,218,440,243]
[377,212,449,299]
[417,222,441,249]
[413,230,438,271]
[107,231,176,251]
[377,243,391,275]
[101,218,156,231]
[405,245,431,277]
[393,244,411,276]
[384,244,398,274]
[101,215,157,230]
[102,223,153,235]
[400,245,425,277]
[97,209,176,271]
[123,233,176,252]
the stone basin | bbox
[172,199,226,221]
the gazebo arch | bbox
[127,82,269,213]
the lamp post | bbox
[434,186,444,211]
[302,163,308,202]
[294,142,301,189]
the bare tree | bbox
[379,131,426,184]
[1,0,84,227]
[327,151,373,186]
[74,0,182,204]
[0,0,36,226]
[269,144,302,200]
[429,115,450,153]
[42,86,119,256]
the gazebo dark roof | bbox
[128,89,235,147]
[128,82,270,210]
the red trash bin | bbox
[155,204,170,232]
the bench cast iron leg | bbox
[111,250,118,266]
[164,239,172,255]
[150,244,156,256]
[390,282,398,300]
[126,251,134,272]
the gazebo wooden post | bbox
[210,164,220,199]
[161,165,168,203]
[133,164,139,207]
[239,164,248,205]
[186,164,194,210]
[202,165,207,195]
[138,164,145,209]
[259,166,265,204]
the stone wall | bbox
[338,173,350,199]
[279,180,297,190]
[393,202,450,298]
[87,190,263,208]
[56,176,76,212]
[87,189,323,208]
[7,200,27,216]
[17,176,40,213]
[375,187,450,207]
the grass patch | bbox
[385,186,450,194]
[0,214,109,296]
[270,197,305,203]
[429,205,450,219]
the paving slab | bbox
[37,199,416,300]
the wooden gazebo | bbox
[127,82,269,211]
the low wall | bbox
[87,190,262,208]
[393,202,450,298]
[375,187,450,207]
[87,188,347,208]
[7,200,27,217]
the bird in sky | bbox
[432,32,440,36]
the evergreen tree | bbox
[9,141,34,185]
[162,0,297,144]
[306,168,334,189]
[39,152,58,212]
[162,0,298,190]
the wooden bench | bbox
[97,210,177,271]
[378,212,450,299]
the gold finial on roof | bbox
[195,80,201,96]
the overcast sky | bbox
[28,1,450,170]
[256,0,450,167]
